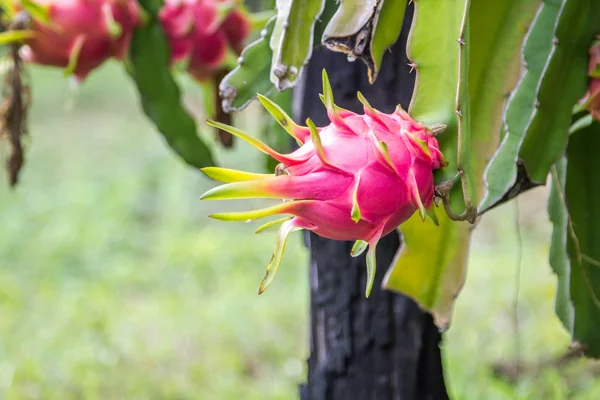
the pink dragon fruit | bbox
[580,39,600,121]
[200,70,446,297]
[158,0,250,82]
[19,0,142,81]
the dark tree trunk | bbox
[297,5,450,400]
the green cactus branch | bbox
[369,0,407,82]
[386,0,474,328]
[479,0,561,212]
[321,0,406,83]
[385,0,541,328]
[127,0,215,169]
[547,159,575,332]
[551,122,600,358]
[518,0,596,183]
[322,0,379,50]
[270,0,325,89]
[481,0,597,212]
[219,17,276,112]
[444,0,476,224]
[6,0,600,368]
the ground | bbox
[0,63,598,399]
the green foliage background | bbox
[0,63,599,399]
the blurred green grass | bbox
[0,62,598,399]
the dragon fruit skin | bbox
[20,0,142,81]
[580,40,600,120]
[158,0,250,82]
[200,70,446,297]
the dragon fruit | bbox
[200,70,446,297]
[19,0,142,81]
[580,39,600,121]
[158,0,250,82]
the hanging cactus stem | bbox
[450,0,477,224]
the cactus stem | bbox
[451,0,477,223]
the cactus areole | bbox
[200,71,447,297]
[20,0,142,81]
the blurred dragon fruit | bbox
[200,71,446,297]
[19,0,142,81]
[158,0,250,82]
[580,39,600,121]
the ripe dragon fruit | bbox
[200,70,446,297]
[158,0,250,82]
[580,39,600,121]
[19,0,142,81]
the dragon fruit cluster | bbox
[580,39,600,121]
[18,0,250,82]
[159,0,250,82]
[20,0,143,81]
[200,71,446,297]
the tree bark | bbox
[297,5,450,399]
